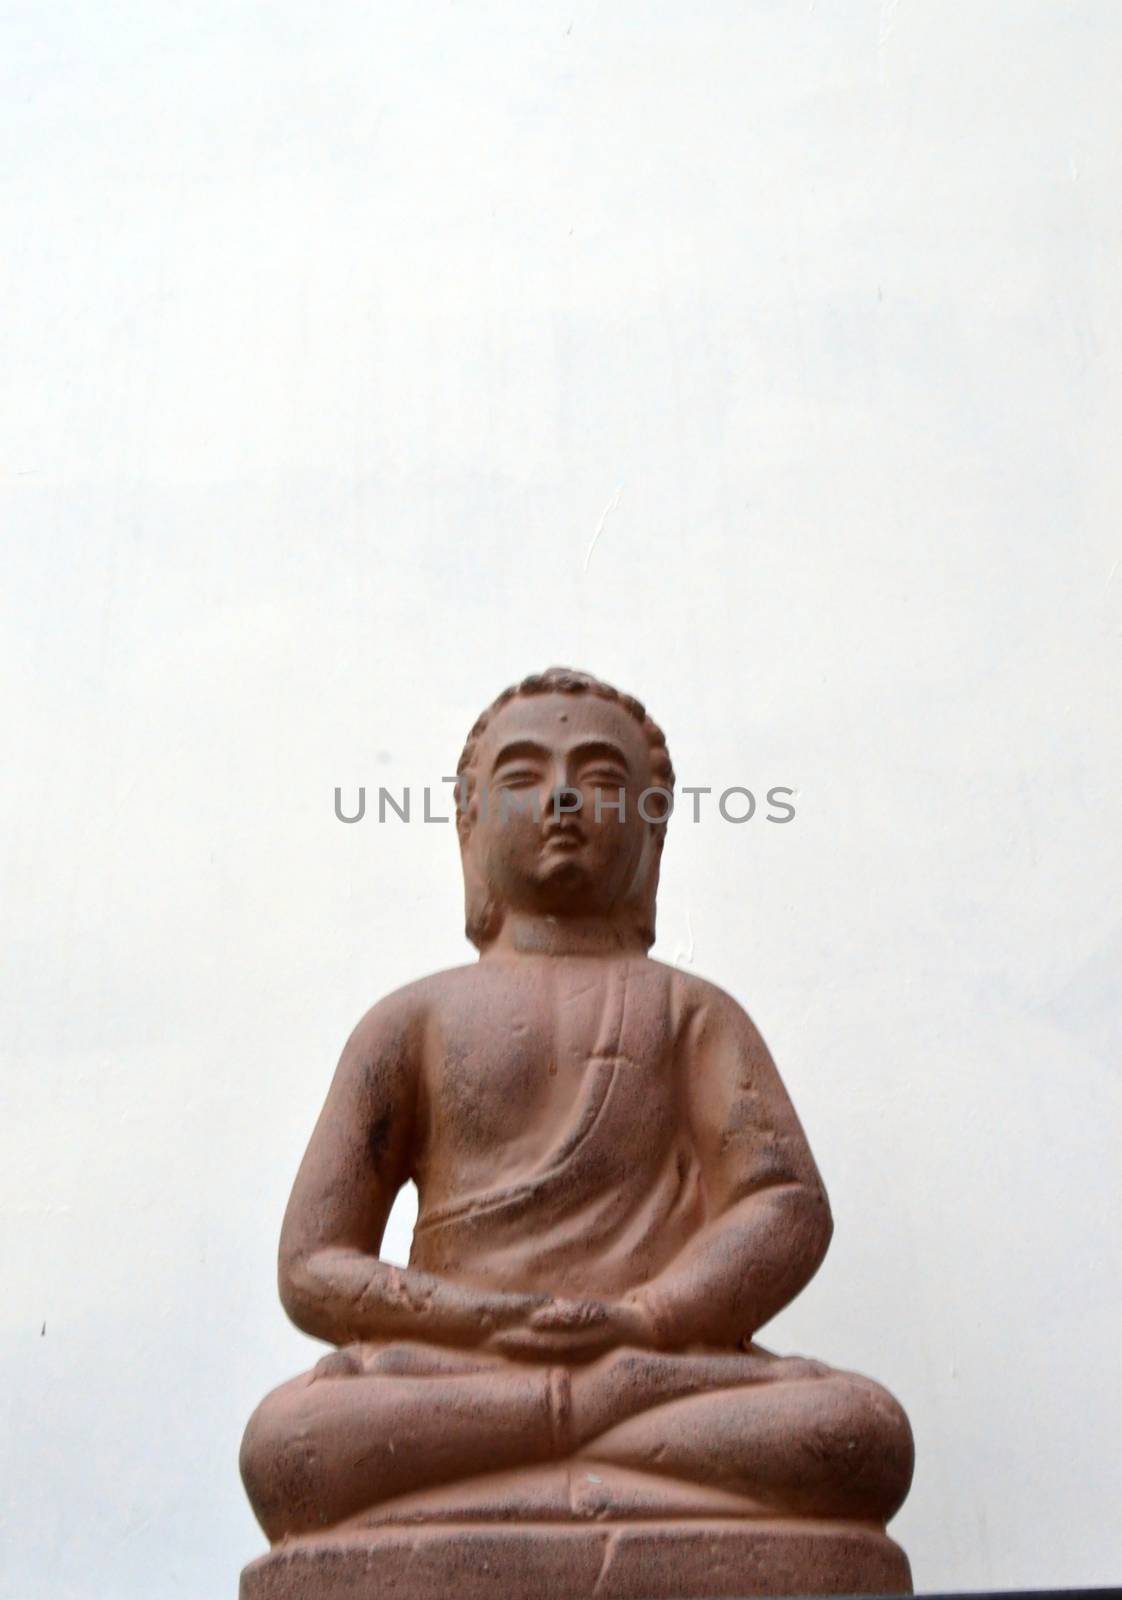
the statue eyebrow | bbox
[491,740,551,769]
[569,739,631,767]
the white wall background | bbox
[3,3,1121,1595]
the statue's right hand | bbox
[473,1289,554,1335]
[481,1297,618,1362]
[526,1298,610,1333]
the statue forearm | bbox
[279,1245,545,1348]
[630,1181,833,1350]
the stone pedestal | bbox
[240,1520,913,1599]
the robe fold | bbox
[409,961,706,1297]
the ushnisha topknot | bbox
[455,666,675,830]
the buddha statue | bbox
[239,667,915,1599]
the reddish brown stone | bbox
[239,668,915,1597]
[241,1524,912,1600]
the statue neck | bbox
[482,911,648,959]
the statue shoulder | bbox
[338,963,475,1065]
[646,960,765,1047]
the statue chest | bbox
[417,962,678,1189]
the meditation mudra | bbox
[239,668,915,1599]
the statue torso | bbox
[408,955,707,1298]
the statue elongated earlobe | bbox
[459,813,504,951]
[622,827,663,950]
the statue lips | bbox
[540,816,586,851]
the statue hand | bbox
[527,1298,610,1334]
[469,1288,554,1339]
[483,1294,660,1363]
[484,1298,613,1362]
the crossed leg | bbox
[240,1341,913,1542]
[581,1350,914,1521]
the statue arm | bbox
[276,987,545,1349]
[629,979,833,1350]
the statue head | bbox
[455,667,675,952]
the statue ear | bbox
[459,810,503,950]
[622,823,664,950]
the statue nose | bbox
[545,764,570,803]
[546,777,584,822]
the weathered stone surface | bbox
[241,1522,912,1600]
[238,668,915,1598]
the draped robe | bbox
[409,959,707,1298]
[240,957,913,1541]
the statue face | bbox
[467,692,658,922]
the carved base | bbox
[240,1520,913,1599]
